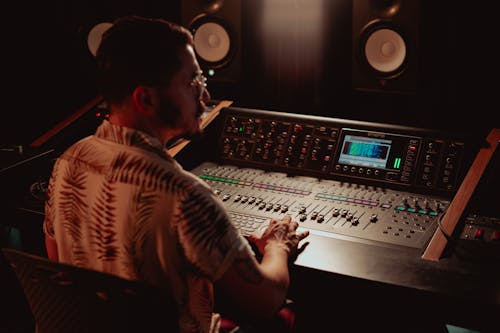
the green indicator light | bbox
[239,127,243,132]
[393,157,401,169]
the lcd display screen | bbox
[338,134,392,169]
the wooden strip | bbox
[168,100,233,157]
[422,128,500,261]
[30,96,104,148]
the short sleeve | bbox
[176,181,252,280]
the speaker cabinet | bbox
[352,0,420,94]
[182,0,242,83]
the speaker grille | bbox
[192,17,233,67]
[363,27,407,76]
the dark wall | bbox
[4,1,180,145]
[217,0,494,136]
[3,1,495,147]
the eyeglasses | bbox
[190,73,208,97]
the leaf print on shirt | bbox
[43,160,58,237]
[125,190,158,276]
[59,162,89,265]
[182,190,229,250]
[111,151,188,192]
[90,179,119,261]
[178,188,232,277]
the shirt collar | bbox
[95,120,172,159]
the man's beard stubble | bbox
[158,94,206,146]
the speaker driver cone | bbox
[191,16,234,68]
[364,28,406,74]
[87,22,113,57]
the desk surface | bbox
[289,231,499,331]
[178,108,499,332]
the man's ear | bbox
[131,86,156,115]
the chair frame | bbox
[2,247,178,333]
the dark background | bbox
[1,4,498,330]
[2,0,495,146]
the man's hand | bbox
[248,215,309,261]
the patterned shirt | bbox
[43,120,252,333]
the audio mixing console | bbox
[189,107,473,250]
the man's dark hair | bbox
[96,16,194,104]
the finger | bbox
[289,221,299,231]
[248,234,257,242]
[297,241,310,254]
[281,215,291,223]
[269,219,279,225]
[297,230,310,240]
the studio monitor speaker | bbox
[182,0,242,83]
[352,0,420,94]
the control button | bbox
[474,229,484,239]
[332,208,340,217]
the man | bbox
[43,16,309,333]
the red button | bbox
[474,229,484,239]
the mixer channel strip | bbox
[192,162,451,249]
[228,212,268,236]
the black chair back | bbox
[1,248,179,333]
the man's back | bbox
[44,16,309,333]
[44,120,251,332]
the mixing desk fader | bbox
[189,107,473,250]
[191,162,449,249]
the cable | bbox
[435,208,455,243]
